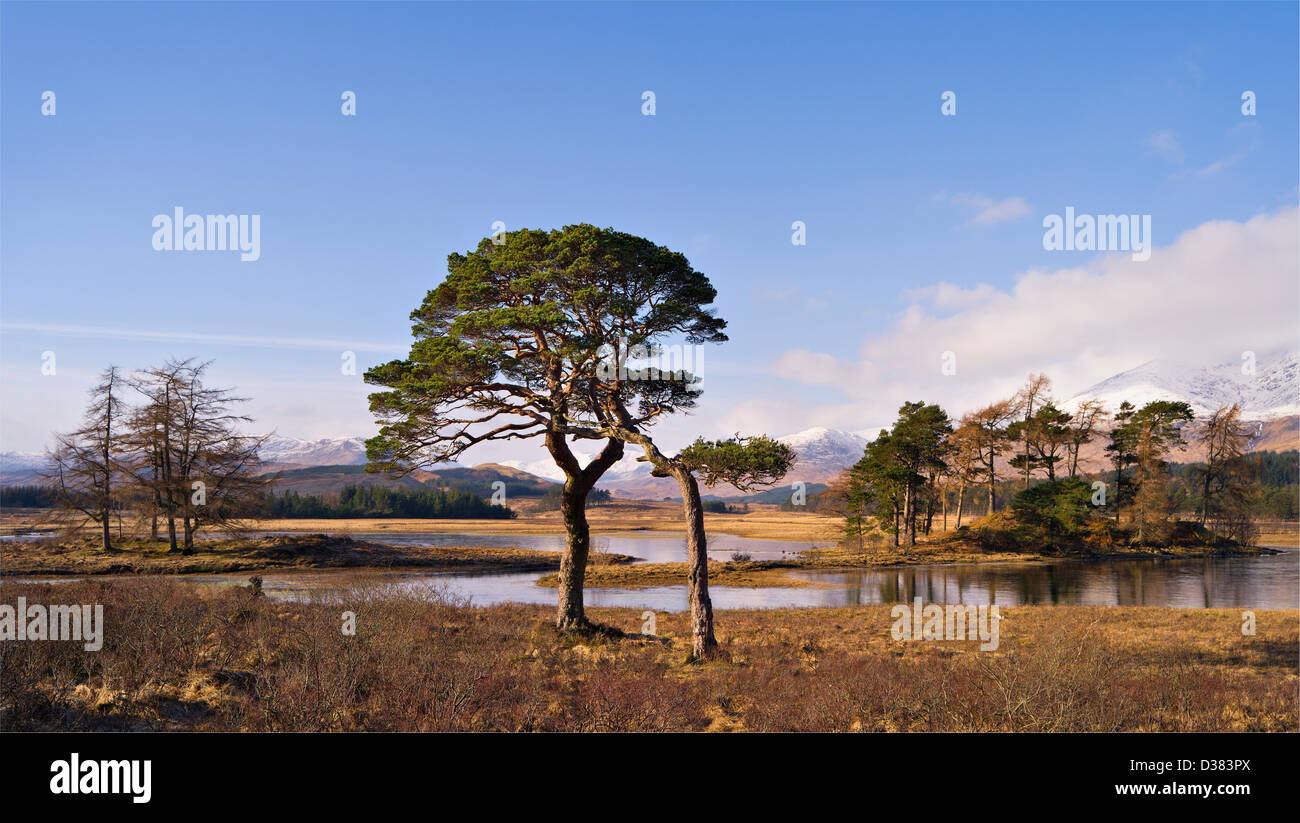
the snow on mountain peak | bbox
[1065,349,1299,419]
[776,427,868,482]
[258,435,369,466]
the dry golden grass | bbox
[1255,520,1300,548]
[3,578,1293,732]
[537,559,824,589]
[0,533,637,577]
[228,501,845,541]
[0,502,842,541]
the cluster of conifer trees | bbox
[262,484,515,519]
[836,374,1276,549]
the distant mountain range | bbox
[0,451,46,473]
[263,462,557,499]
[497,426,875,500]
[258,434,369,467]
[4,351,1296,495]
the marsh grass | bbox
[1,578,1293,732]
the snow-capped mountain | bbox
[1065,349,1299,419]
[777,426,869,482]
[513,426,872,499]
[0,451,48,472]
[2,437,371,475]
[0,451,49,485]
[501,426,868,496]
[257,435,369,467]
[500,450,655,486]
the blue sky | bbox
[2,1,1297,465]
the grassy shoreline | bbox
[2,576,1294,732]
[538,560,827,589]
[2,523,1285,581]
[0,502,849,542]
[0,534,638,578]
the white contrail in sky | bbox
[0,322,407,353]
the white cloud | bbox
[761,206,1299,427]
[943,193,1032,227]
[1145,129,1185,163]
[1190,150,1250,177]
[1176,122,1259,178]
[0,323,406,353]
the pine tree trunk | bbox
[555,482,592,632]
[676,470,716,659]
[987,454,997,516]
[903,482,914,547]
[1200,459,1212,525]
[955,481,965,528]
[1114,469,1122,524]
[547,432,623,634]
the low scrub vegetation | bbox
[0,535,637,577]
[941,478,1260,556]
[3,579,1293,732]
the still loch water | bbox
[171,532,1299,612]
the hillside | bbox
[263,462,558,500]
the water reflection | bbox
[114,551,1297,612]
[251,530,829,564]
[6,529,1294,612]
[790,553,1299,609]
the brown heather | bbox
[1,578,1294,732]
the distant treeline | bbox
[700,499,751,513]
[0,485,57,508]
[537,485,611,510]
[1168,450,1299,520]
[263,484,516,519]
[270,464,552,499]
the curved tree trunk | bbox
[555,480,594,631]
[587,415,718,656]
[674,469,716,659]
[549,432,624,633]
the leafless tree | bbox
[947,421,984,527]
[1013,374,1052,489]
[44,366,125,550]
[961,398,1021,516]
[1065,399,1107,478]
[1196,404,1257,545]
[124,359,267,553]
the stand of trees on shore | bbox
[263,484,515,519]
[795,452,1298,523]
[834,374,1279,552]
[41,360,267,554]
